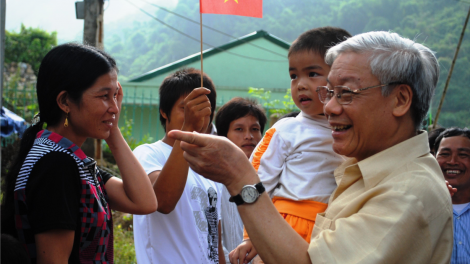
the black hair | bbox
[428,127,446,155]
[288,26,352,58]
[434,127,470,153]
[215,97,267,138]
[1,234,31,264]
[1,43,117,237]
[159,68,217,131]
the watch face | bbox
[241,186,259,203]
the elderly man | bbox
[169,31,453,263]
[435,128,470,264]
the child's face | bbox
[289,50,330,118]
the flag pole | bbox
[200,12,204,87]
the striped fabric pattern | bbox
[14,129,113,264]
[452,204,470,264]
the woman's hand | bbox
[106,81,124,146]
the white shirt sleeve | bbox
[133,144,165,175]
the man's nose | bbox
[447,153,460,165]
[324,94,342,116]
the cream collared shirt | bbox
[308,132,453,263]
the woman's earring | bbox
[64,112,69,127]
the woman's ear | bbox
[392,84,413,118]
[56,91,70,113]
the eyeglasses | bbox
[316,82,399,105]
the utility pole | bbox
[1,0,5,174]
[78,0,105,164]
[83,0,104,49]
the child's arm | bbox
[154,88,212,214]
[229,239,258,264]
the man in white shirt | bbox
[133,68,225,264]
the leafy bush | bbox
[248,87,298,116]
[113,211,136,264]
[5,24,57,72]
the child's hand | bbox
[229,239,258,264]
[445,180,457,197]
[182,87,211,133]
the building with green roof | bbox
[119,30,292,143]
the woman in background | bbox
[214,97,266,262]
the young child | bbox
[133,68,225,264]
[230,27,352,264]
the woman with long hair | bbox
[1,43,157,264]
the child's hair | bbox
[159,68,217,131]
[288,26,352,58]
[1,234,31,264]
[215,97,267,138]
[1,43,117,238]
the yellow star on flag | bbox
[224,0,239,3]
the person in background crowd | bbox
[231,26,350,264]
[132,68,225,264]
[429,127,446,155]
[214,97,266,262]
[169,31,453,264]
[435,127,470,264]
[1,43,157,264]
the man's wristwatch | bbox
[229,182,265,206]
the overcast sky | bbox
[5,0,178,42]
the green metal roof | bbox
[129,30,291,83]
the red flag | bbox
[200,0,263,18]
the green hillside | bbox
[104,0,470,128]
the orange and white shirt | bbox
[250,112,344,203]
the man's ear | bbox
[160,109,168,121]
[56,91,70,113]
[392,84,412,118]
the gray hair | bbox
[325,31,439,130]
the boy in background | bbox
[133,68,225,264]
[230,27,351,264]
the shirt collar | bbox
[36,129,91,164]
[334,131,430,189]
[454,202,470,216]
[296,112,330,129]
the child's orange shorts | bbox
[244,197,328,242]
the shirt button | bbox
[459,241,462,245]
[457,217,460,220]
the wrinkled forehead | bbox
[327,52,373,86]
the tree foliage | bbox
[102,0,470,128]
[5,24,57,73]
